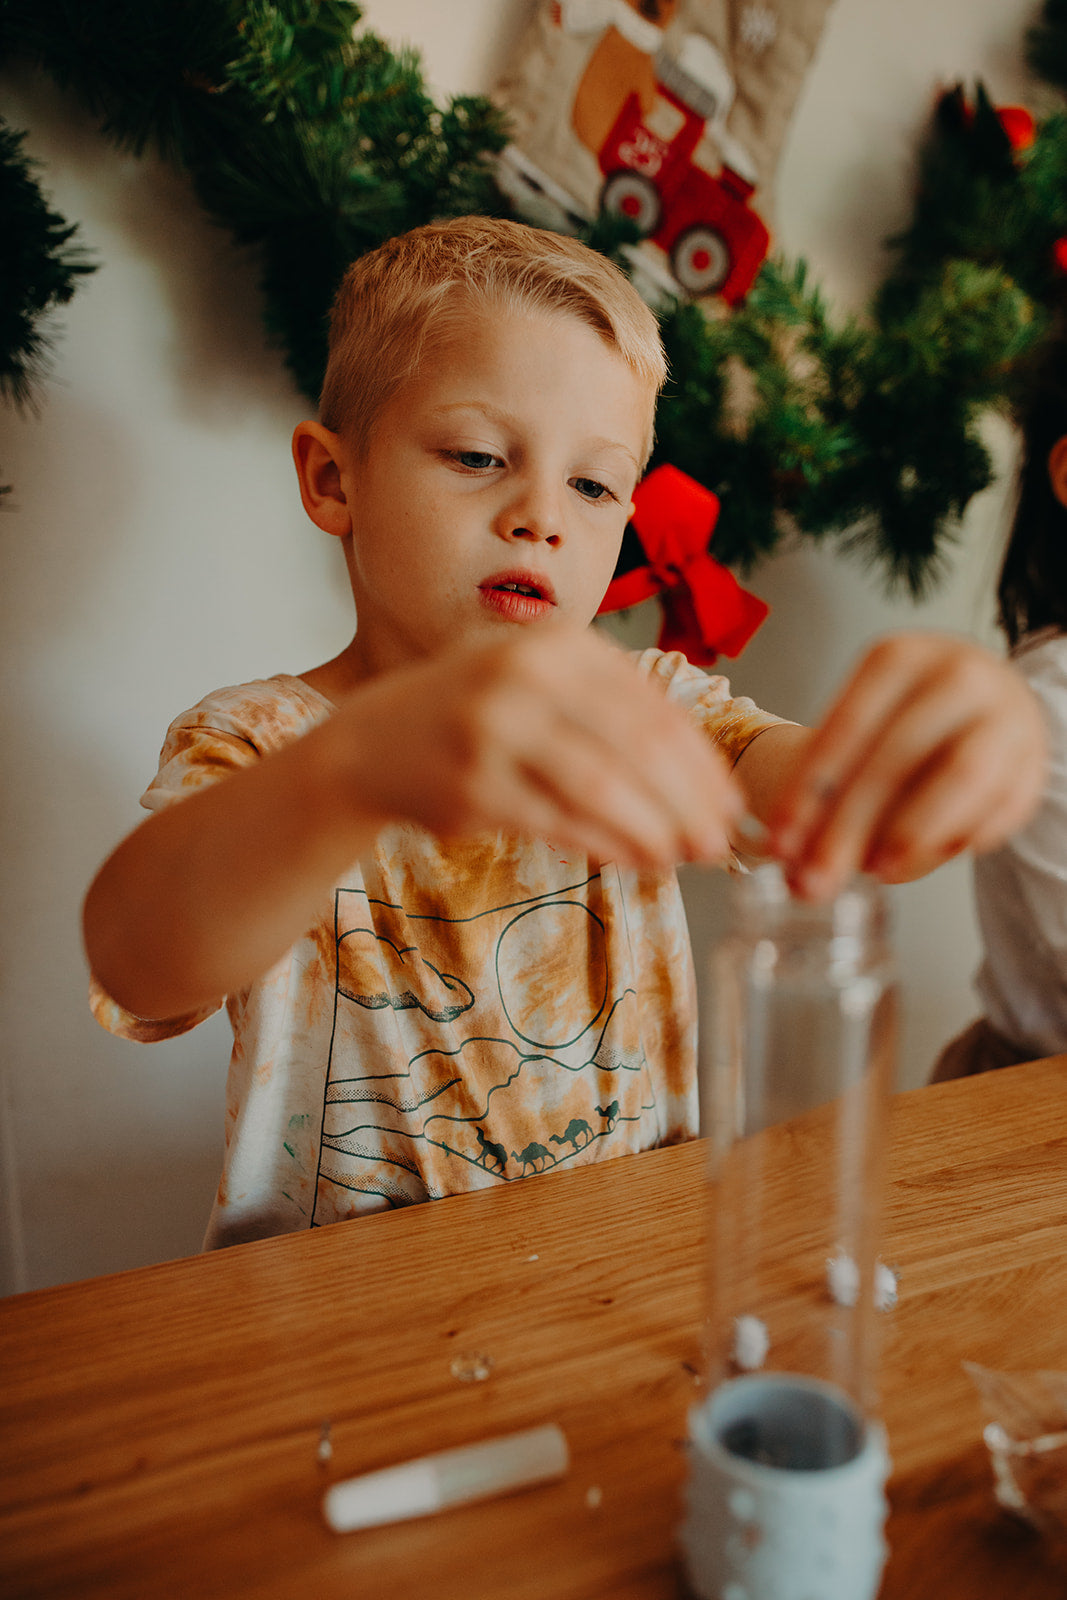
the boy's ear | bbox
[1048,434,1067,510]
[292,421,353,538]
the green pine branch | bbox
[0,0,510,395]
[0,117,95,408]
[4,0,1067,589]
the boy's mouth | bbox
[479,569,557,620]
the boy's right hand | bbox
[332,628,744,869]
[85,626,742,1024]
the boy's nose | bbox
[494,482,563,546]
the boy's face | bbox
[335,307,655,677]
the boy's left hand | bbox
[767,632,1047,900]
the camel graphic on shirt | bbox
[551,1116,593,1151]
[511,1141,554,1175]
[311,868,661,1222]
[474,1124,508,1175]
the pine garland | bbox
[0,118,94,409]
[0,0,510,400]
[656,255,1042,593]
[1,0,1065,589]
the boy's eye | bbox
[452,450,498,470]
[573,476,614,502]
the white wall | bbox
[0,0,1042,1291]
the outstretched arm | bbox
[84,628,744,1021]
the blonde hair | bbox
[319,216,666,462]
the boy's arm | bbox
[735,632,1048,899]
[731,721,813,831]
[84,629,745,1021]
[82,706,387,1023]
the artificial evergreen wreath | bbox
[1,0,1066,591]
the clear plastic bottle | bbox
[681,862,896,1600]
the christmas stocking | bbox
[495,0,836,305]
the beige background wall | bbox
[0,0,1042,1292]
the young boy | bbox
[84,217,1045,1249]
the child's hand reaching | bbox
[766,632,1048,900]
[337,627,745,870]
[85,626,744,1023]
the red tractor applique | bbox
[594,35,770,301]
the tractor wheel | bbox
[599,170,662,236]
[670,226,731,294]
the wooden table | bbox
[3,1057,1067,1599]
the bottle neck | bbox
[730,863,889,946]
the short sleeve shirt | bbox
[974,629,1067,1056]
[91,647,784,1248]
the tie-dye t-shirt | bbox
[90,648,783,1249]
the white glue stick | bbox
[322,1423,570,1533]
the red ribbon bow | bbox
[597,463,768,665]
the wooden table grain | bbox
[2,1057,1066,1599]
